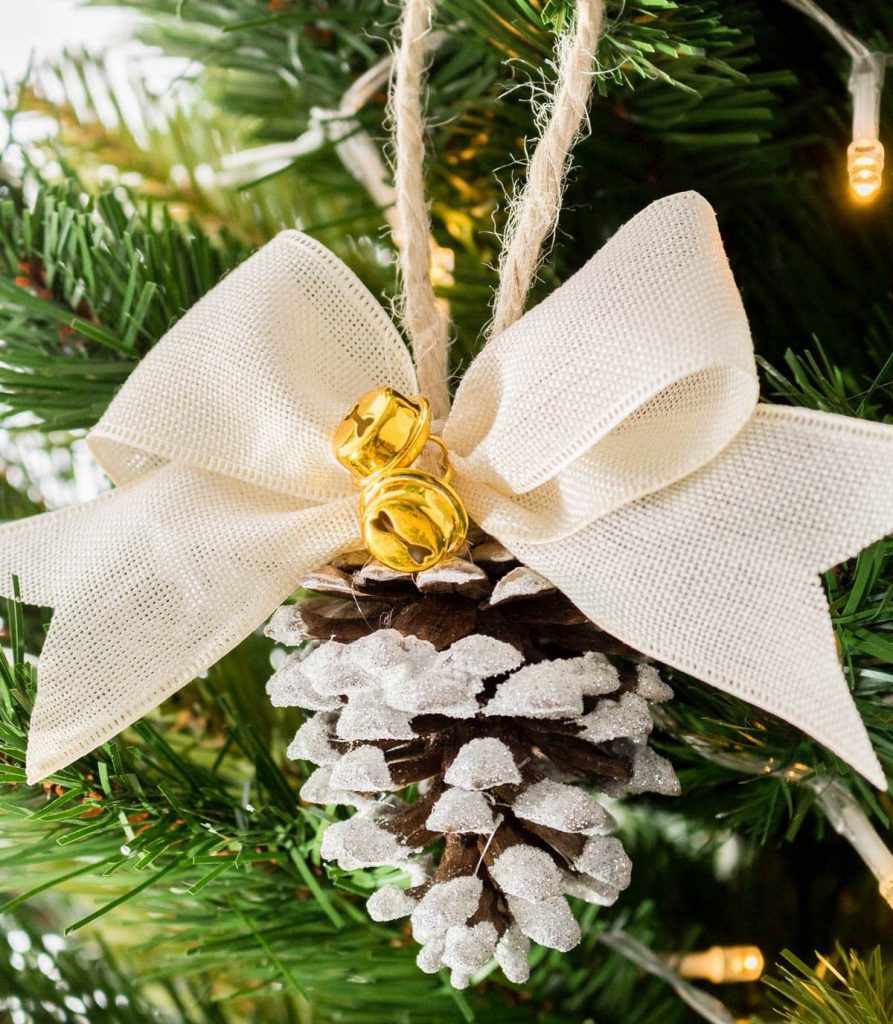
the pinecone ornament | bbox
[266,535,680,988]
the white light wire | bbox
[781,0,890,198]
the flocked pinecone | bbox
[265,532,680,988]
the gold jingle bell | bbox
[333,386,431,482]
[333,386,469,573]
[360,470,469,573]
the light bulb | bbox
[674,945,765,984]
[848,53,886,201]
[848,138,885,200]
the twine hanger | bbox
[390,0,605,421]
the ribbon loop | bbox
[88,231,418,501]
[446,193,758,540]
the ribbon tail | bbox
[0,464,357,783]
[500,405,893,788]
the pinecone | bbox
[265,534,680,988]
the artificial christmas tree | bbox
[0,1,892,1022]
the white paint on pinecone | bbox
[562,870,620,907]
[348,628,435,678]
[415,557,488,592]
[319,817,409,870]
[506,894,581,952]
[443,738,521,790]
[416,935,446,974]
[299,766,368,809]
[367,884,419,922]
[436,634,523,679]
[495,925,530,984]
[484,661,584,719]
[488,565,555,605]
[635,663,674,702]
[470,540,514,563]
[287,712,340,764]
[411,875,483,934]
[266,652,341,711]
[264,604,309,646]
[381,668,483,718]
[576,652,622,696]
[335,692,416,741]
[574,835,633,891]
[450,969,473,990]
[489,845,564,901]
[301,641,376,695]
[626,741,681,796]
[511,778,612,833]
[576,691,653,742]
[426,788,496,833]
[442,922,499,972]
[329,745,396,792]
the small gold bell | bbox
[333,386,431,482]
[333,387,469,573]
[360,470,469,573]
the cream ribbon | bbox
[2,191,891,787]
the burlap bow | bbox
[3,192,891,786]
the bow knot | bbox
[2,191,891,788]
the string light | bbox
[652,706,893,912]
[671,946,765,985]
[600,928,741,1024]
[782,0,890,201]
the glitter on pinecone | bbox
[266,536,680,987]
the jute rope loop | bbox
[489,1,603,339]
[391,0,452,420]
[391,0,604,407]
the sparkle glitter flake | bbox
[575,835,633,890]
[506,894,582,952]
[287,711,340,764]
[329,745,396,792]
[484,661,585,718]
[416,935,446,975]
[366,884,419,922]
[335,692,416,741]
[320,817,410,870]
[489,844,564,901]
[348,628,435,677]
[576,691,653,742]
[264,605,311,646]
[562,871,620,907]
[443,737,522,790]
[635,663,675,702]
[301,641,376,695]
[512,778,612,833]
[299,765,368,809]
[576,652,622,696]
[435,634,524,679]
[488,566,556,605]
[626,741,681,796]
[495,925,531,984]
[266,651,341,711]
[426,788,496,833]
[442,922,499,971]
[411,876,483,933]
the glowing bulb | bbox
[848,138,884,200]
[675,945,765,984]
[847,53,886,201]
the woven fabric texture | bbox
[1,191,890,786]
